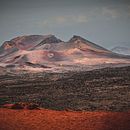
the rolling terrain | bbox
[0,66,130,111]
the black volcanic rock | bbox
[69,35,87,43]
[33,35,62,49]
[40,35,62,44]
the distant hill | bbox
[111,46,130,55]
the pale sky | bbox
[0,0,130,49]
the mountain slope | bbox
[0,35,58,56]
[0,35,130,71]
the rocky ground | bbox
[0,66,130,111]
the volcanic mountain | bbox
[111,46,130,55]
[0,35,130,72]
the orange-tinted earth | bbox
[0,108,130,130]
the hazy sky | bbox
[0,0,130,49]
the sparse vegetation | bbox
[0,66,130,111]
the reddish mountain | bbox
[0,35,130,71]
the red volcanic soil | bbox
[0,108,130,130]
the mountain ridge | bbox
[0,35,130,72]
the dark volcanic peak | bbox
[10,34,55,45]
[1,34,60,51]
[10,35,47,42]
[38,35,62,45]
[69,35,109,51]
[10,34,61,43]
[69,35,86,43]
